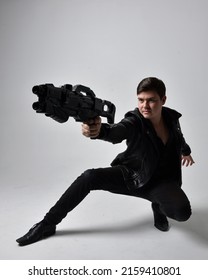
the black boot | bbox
[16,220,56,246]
[151,202,169,232]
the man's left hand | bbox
[181,155,195,166]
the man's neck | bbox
[150,115,163,129]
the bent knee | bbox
[173,205,192,222]
[82,168,95,178]
[163,202,192,222]
[82,169,96,183]
[81,168,100,190]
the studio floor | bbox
[1,177,208,260]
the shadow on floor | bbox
[56,207,208,246]
[56,217,153,237]
[175,207,208,246]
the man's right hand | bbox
[82,116,102,138]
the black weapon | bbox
[32,83,116,124]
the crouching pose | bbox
[16,77,194,246]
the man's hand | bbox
[181,155,195,167]
[82,116,102,138]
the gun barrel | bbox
[32,86,39,94]
[32,101,39,111]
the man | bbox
[16,77,194,246]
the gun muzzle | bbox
[32,85,48,96]
[32,86,39,95]
[32,101,40,111]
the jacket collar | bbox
[162,106,182,121]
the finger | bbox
[89,124,100,132]
[94,116,101,124]
[90,132,100,138]
[83,119,95,125]
[181,158,186,166]
[190,159,195,166]
[83,117,101,125]
[81,124,91,137]
[82,123,100,137]
[183,159,189,166]
[184,158,190,167]
[184,159,193,167]
[82,123,89,132]
[183,160,187,166]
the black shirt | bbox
[152,129,179,181]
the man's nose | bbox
[143,101,150,108]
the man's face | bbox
[137,91,166,122]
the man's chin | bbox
[142,113,152,119]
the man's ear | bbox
[162,96,167,105]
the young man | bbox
[16,77,194,246]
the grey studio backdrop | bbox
[0,0,207,260]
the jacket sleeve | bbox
[95,116,136,144]
[177,120,192,156]
[181,137,192,156]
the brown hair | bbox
[137,77,166,99]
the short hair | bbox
[137,77,166,99]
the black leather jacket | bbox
[97,107,191,189]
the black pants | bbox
[44,166,191,225]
